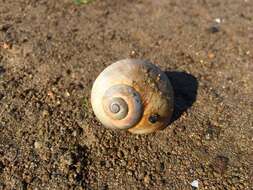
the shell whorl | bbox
[102,84,143,129]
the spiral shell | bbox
[91,59,174,134]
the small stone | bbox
[214,18,221,23]
[72,130,77,137]
[208,52,215,59]
[127,170,133,176]
[56,100,61,105]
[191,180,199,189]
[64,91,70,97]
[42,110,49,117]
[143,174,150,184]
[130,50,137,57]
[209,26,220,33]
[47,91,54,98]
[205,133,211,140]
[34,141,42,149]
[1,43,10,49]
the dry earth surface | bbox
[0,0,253,189]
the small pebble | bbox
[42,110,49,117]
[205,133,211,140]
[65,91,70,97]
[130,50,137,57]
[1,42,11,49]
[72,130,77,137]
[191,180,199,189]
[214,18,221,23]
[34,141,42,149]
[47,91,54,99]
[209,26,220,33]
[208,52,215,59]
[144,175,150,184]
[127,171,133,176]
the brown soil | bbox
[0,0,253,189]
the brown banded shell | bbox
[91,59,174,134]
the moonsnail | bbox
[91,59,174,134]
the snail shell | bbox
[91,59,174,134]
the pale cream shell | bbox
[91,59,174,134]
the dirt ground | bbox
[0,0,253,189]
